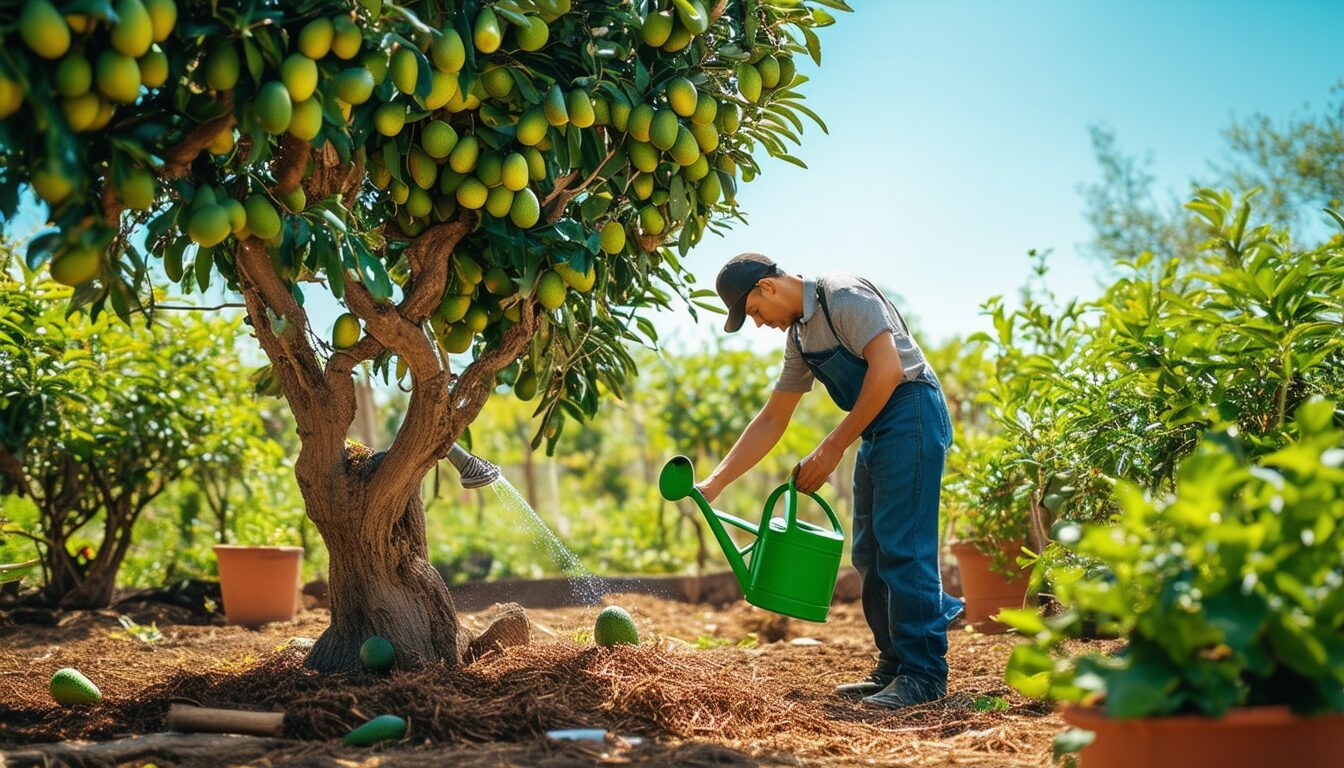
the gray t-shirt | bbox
[774,272,929,393]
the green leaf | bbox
[1004,644,1053,699]
[243,39,264,86]
[26,232,61,270]
[1323,208,1344,232]
[1104,654,1177,718]
[321,240,345,300]
[354,240,392,302]
[492,6,530,27]
[194,246,214,294]
[996,607,1047,635]
[386,5,436,37]
[412,47,434,103]
[316,207,348,235]
[384,141,404,184]
[800,26,822,65]
[669,176,689,223]
[1052,728,1095,760]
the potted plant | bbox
[213,543,304,626]
[213,503,307,627]
[999,399,1344,767]
[943,435,1034,632]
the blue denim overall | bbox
[795,288,963,685]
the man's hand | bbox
[695,479,722,505]
[795,440,842,494]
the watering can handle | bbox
[762,473,843,536]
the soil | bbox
[0,591,1113,767]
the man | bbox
[695,253,962,709]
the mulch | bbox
[0,591,1115,766]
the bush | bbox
[1001,398,1344,719]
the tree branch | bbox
[342,279,434,380]
[272,134,311,195]
[233,238,347,470]
[542,149,616,225]
[398,219,472,322]
[335,217,471,398]
[345,277,450,509]
[363,270,541,515]
[540,171,581,209]
[135,303,248,313]
[326,335,386,375]
[101,184,123,228]
[443,302,544,451]
[160,97,236,180]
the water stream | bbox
[489,476,609,605]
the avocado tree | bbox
[0,0,845,671]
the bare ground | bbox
[0,592,1107,767]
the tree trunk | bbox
[42,499,140,609]
[231,213,539,674]
[303,471,470,672]
[55,551,119,608]
[300,460,528,673]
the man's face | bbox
[744,278,793,331]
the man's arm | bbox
[795,331,904,493]
[696,388,805,503]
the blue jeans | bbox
[850,375,962,684]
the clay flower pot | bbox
[1063,704,1344,768]
[948,538,1029,633]
[213,545,303,626]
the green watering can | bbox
[659,455,844,622]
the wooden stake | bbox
[166,704,286,737]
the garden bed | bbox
[1,591,1107,766]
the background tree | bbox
[1081,81,1344,266]
[1078,126,1203,266]
[0,0,846,671]
[1218,83,1344,231]
[0,248,265,607]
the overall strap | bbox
[816,283,840,335]
[792,283,842,354]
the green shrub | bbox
[1002,398,1344,719]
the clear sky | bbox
[668,0,1344,352]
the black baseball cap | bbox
[715,253,779,333]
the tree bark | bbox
[303,463,471,672]
[300,456,529,673]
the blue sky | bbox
[672,0,1344,351]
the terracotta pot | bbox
[213,545,303,626]
[948,539,1029,633]
[1063,704,1344,768]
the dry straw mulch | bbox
[3,640,1063,766]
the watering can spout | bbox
[659,455,845,622]
[658,456,751,588]
[658,455,696,501]
[447,443,500,489]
